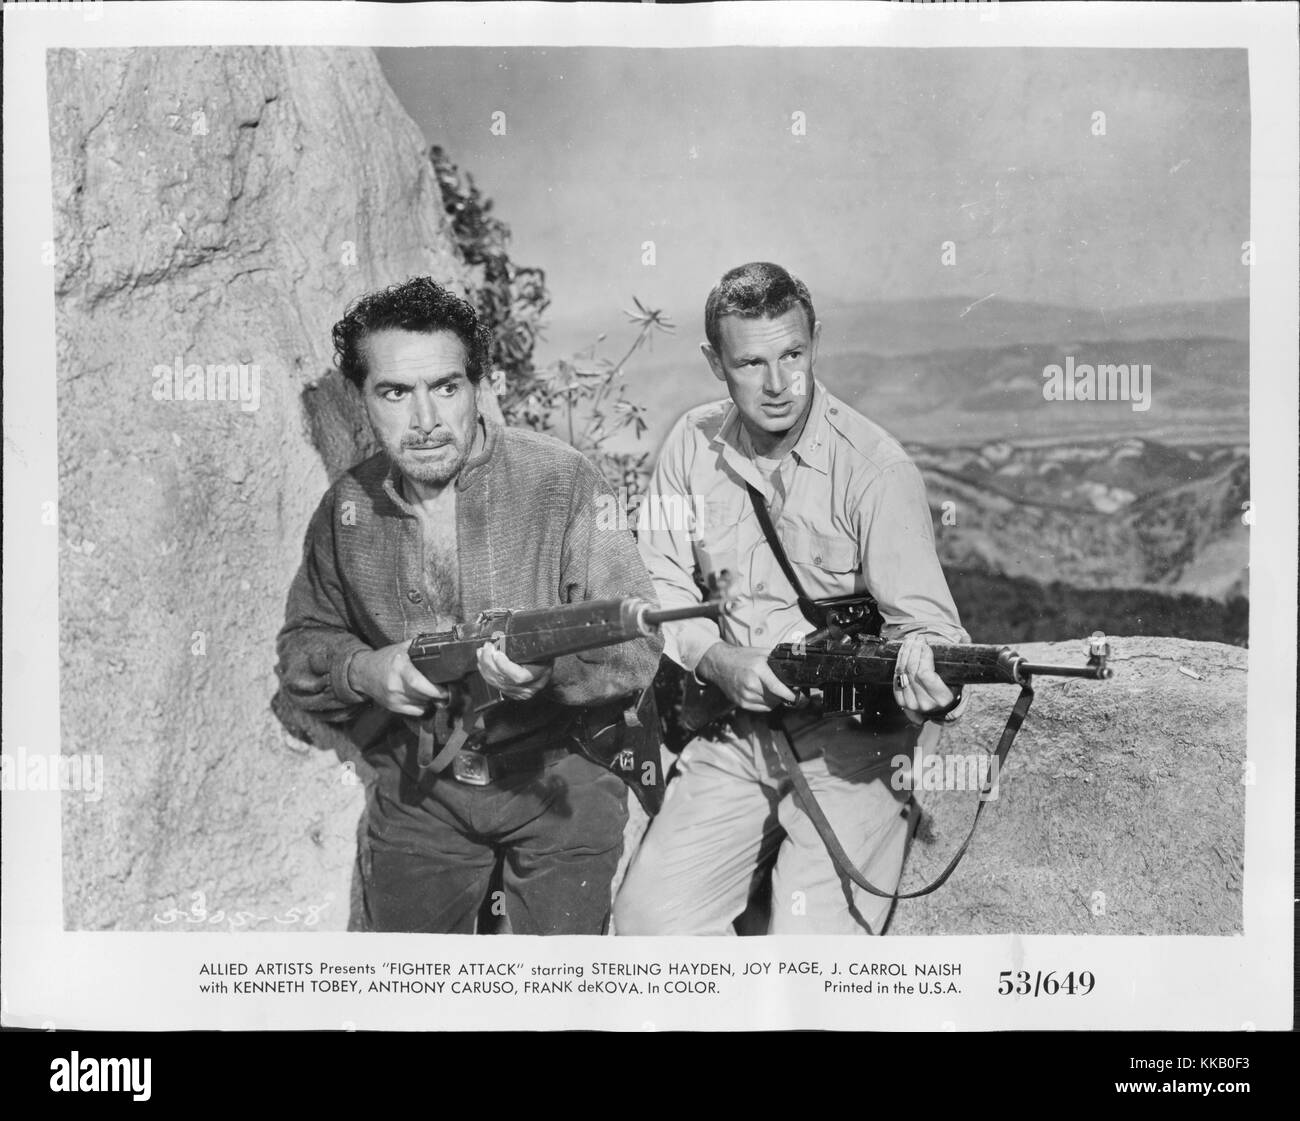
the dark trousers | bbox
[360,746,627,935]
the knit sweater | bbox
[276,412,663,748]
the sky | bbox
[378,46,1249,358]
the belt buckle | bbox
[451,750,491,786]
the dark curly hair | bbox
[332,276,492,388]
[704,262,816,355]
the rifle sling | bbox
[745,483,825,629]
[772,682,1035,933]
[416,710,483,781]
[746,476,1030,924]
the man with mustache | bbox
[615,262,968,936]
[276,277,661,934]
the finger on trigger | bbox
[761,669,797,703]
[919,670,950,705]
[408,669,444,699]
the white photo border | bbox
[2,0,1294,1032]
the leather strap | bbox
[415,706,486,783]
[417,716,476,779]
[745,483,825,629]
[772,683,1036,934]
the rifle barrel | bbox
[641,601,725,627]
[1016,660,1113,680]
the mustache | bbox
[402,435,455,449]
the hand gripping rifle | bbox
[405,596,728,809]
[662,595,1114,928]
[770,626,1114,929]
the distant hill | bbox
[537,296,1249,450]
[815,295,1248,357]
[917,437,1250,602]
[826,336,1247,446]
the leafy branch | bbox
[430,145,666,500]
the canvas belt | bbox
[412,696,631,786]
[447,740,573,787]
[737,701,910,763]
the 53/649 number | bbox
[997,971,1095,997]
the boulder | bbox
[891,636,1244,934]
[49,45,470,932]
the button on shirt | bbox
[638,380,968,669]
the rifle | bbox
[674,625,1113,741]
[661,623,1114,927]
[404,595,728,811]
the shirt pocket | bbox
[784,527,859,598]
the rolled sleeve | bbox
[637,416,721,674]
[857,461,969,645]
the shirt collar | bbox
[790,380,832,475]
[711,378,833,479]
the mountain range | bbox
[536,295,1248,448]
[536,297,1250,627]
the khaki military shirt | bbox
[638,379,967,670]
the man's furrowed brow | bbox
[371,371,465,391]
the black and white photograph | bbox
[2,0,1294,1037]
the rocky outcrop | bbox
[50,46,470,931]
[890,636,1245,935]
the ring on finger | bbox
[894,671,910,692]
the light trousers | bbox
[615,713,926,935]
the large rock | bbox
[891,636,1244,934]
[49,46,470,931]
